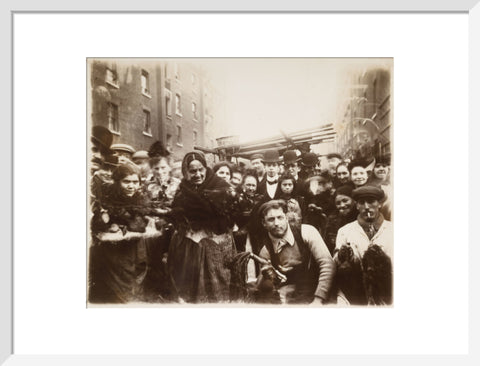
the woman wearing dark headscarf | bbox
[323,185,358,255]
[89,163,157,303]
[167,151,237,303]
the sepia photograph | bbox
[87,57,393,307]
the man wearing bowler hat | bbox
[299,152,318,180]
[91,125,113,173]
[283,150,302,182]
[257,150,281,200]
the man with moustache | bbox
[257,150,281,200]
[335,185,393,260]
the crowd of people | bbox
[88,125,393,306]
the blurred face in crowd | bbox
[351,166,368,187]
[303,166,316,179]
[309,178,328,195]
[285,162,299,177]
[119,174,140,197]
[335,194,354,217]
[280,179,294,195]
[243,176,257,197]
[215,166,231,182]
[265,162,279,178]
[336,165,350,184]
[327,157,341,175]
[251,158,265,176]
[231,172,243,187]
[356,197,382,223]
[187,160,206,186]
[152,157,171,181]
[373,163,390,181]
[262,208,288,238]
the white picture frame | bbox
[2,0,478,365]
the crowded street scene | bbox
[88,58,393,306]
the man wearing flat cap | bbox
[283,150,302,182]
[257,150,281,200]
[326,153,343,177]
[250,153,266,184]
[335,185,393,259]
[334,185,393,305]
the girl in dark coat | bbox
[89,163,155,303]
[167,151,237,303]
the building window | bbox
[141,70,150,95]
[105,68,118,87]
[107,102,119,133]
[176,125,183,145]
[192,102,197,120]
[165,89,172,117]
[143,110,151,135]
[193,130,198,146]
[175,93,182,116]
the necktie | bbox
[276,239,288,253]
[368,224,377,239]
[267,180,278,185]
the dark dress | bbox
[324,208,358,255]
[89,186,155,303]
[232,192,265,252]
[167,169,237,303]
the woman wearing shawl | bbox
[89,163,156,303]
[167,151,237,303]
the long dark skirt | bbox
[168,230,236,303]
[88,237,148,304]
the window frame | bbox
[142,109,152,136]
[107,102,120,134]
[141,69,151,97]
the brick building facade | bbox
[89,59,225,162]
[335,67,392,161]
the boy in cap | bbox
[326,153,343,177]
[250,153,266,184]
